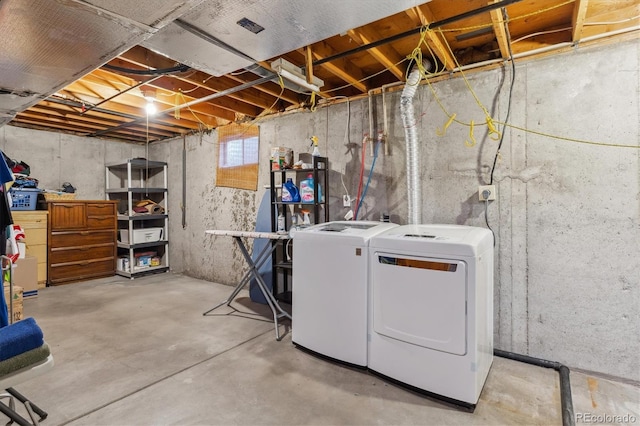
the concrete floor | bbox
[4,273,639,426]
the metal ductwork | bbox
[400,61,430,224]
[0,0,203,123]
[0,0,432,127]
[142,0,431,77]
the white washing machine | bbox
[292,221,398,367]
[368,224,494,407]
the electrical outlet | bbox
[478,185,496,201]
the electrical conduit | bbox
[494,349,575,426]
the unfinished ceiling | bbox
[1,0,638,143]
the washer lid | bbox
[370,224,493,257]
[294,221,398,244]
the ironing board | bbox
[203,230,292,340]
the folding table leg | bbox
[233,237,292,340]
[201,237,275,316]
[202,272,252,315]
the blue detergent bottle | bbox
[300,174,322,203]
[282,178,300,203]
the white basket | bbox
[119,228,163,244]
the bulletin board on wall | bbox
[216,123,260,191]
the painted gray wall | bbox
[155,39,639,381]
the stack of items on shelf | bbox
[3,153,42,212]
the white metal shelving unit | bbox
[106,159,169,278]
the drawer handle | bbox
[80,231,89,235]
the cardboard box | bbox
[3,284,24,322]
[12,255,38,298]
[270,146,294,170]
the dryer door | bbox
[372,252,467,355]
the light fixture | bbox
[145,100,157,115]
[141,87,157,116]
[271,58,324,93]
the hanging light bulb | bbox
[141,87,157,116]
[145,99,157,115]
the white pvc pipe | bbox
[368,89,375,155]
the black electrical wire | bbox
[484,198,495,246]
[103,63,191,76]
[490,10,516,186]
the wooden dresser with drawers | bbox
[47,200,118,285]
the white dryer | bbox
[292,221,398,367]
[368,224,493,407]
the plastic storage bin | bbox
[119,227,163,244]
[9,188,41,211]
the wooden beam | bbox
[112,54,287,111]
[18,110,177,139]
[490,2,511,58]
[69,73,236,123]
[11,117,154,142]
[116,47,300,107]
[305,46,314,84]
[174,71,284,110]
[347,27,405,80]
[26,105,180,138]
[572,0,589,42]
[40,98,207,132]
[306,41,368,93]
[89,70,238,122]
[412,5,458,70]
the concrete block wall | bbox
[0,38,636,382]
[156,39,639,381]
[0,126,146,199]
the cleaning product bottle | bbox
[282,178,300,203]
[277,213,286,233]
[300,173,322,203]
[301,209,311,226]
[311,136,320,157]
[300,174,314,203]
[289,213,298,237]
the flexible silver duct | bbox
[400,63,427,224]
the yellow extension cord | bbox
[403,7,639,150]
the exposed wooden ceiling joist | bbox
[4,0,638,142]
[572,0,590,41]
[347,27,406,80]
[306,41,369,93]
[490,2,512,59]
[407,5,458,71]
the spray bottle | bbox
[310,136,320,157]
